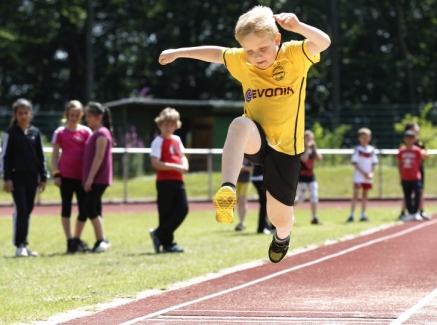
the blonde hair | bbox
[65,100,83,112]
[358,127,371,136]
[234,6,279,43]
[62,100,83,124]
[304,130,314,138]
[154,107,182,129]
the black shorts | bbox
[244,122,301,206]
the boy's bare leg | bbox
[361,189,369,220]
[221,117,261,184]
[267,192,294,263]
[351,188,359,212]
[266,191,294,239]
[214,117,261,223]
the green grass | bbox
[1,205,435,324]
[1,163,436,204]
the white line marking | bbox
[390,286,437,324]
[120,220,437,325]
[153,315,392,323]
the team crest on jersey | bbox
[272,64,285,81]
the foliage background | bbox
[0,0,436,115]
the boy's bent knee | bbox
[229,116,255,130]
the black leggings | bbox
[155,180,189,247]
[83,184,107,220]
[401,180,422,214]
[60,177,86,221]
[11,175,38,247]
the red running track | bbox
[58,218,437,325]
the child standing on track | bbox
[52,100,93,253]
[397,130,426,221]
[149,107,189,253]
[159,6,330,263]
[83,102,113,253]
[296,130,322,225]
[399,123,430,220]
[0,98,48,257]
[346,128,378,223]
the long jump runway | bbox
[59,218,437,325]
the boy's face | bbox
[358,133,371,145]
[159,121,177,138]
[239,32,281,70]
[404,136,415,146]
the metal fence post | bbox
[378,152,383,199]
[207,151,213,200]
[122,150,128,203]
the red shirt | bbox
[397,146,423,181]
[150,135,185,181]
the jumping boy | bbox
[159,6,330,263]
[346,128,378,222]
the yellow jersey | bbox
[223,40,320,155]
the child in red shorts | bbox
[346,128,378,222]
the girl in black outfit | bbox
[0,99,48,257]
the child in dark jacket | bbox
[0,98,48,257]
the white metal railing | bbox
[1,147,434,202]
[38,148,437,201]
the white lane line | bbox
[120,219,437,325]
[153,315,392,323]
[390,286,437,324]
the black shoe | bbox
[67,238,78,254]
[149,228,161,253]
[76,238,90,252]
[359,216,370,222]
[268,235,289,263]
[162,243,184,253]
[311,217,322,225]
[346,216,354,223]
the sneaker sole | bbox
[213,187,236,224]
[268,243,289,263]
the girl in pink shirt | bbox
[82,102,113,253]
[52,100,92,253]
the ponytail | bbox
[85,101,114,145]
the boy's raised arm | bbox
[273,13,331,56]
[159,46,227,65]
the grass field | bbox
[0,164,436,204]
[1,204,435,324]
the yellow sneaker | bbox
[213,186,236,223]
